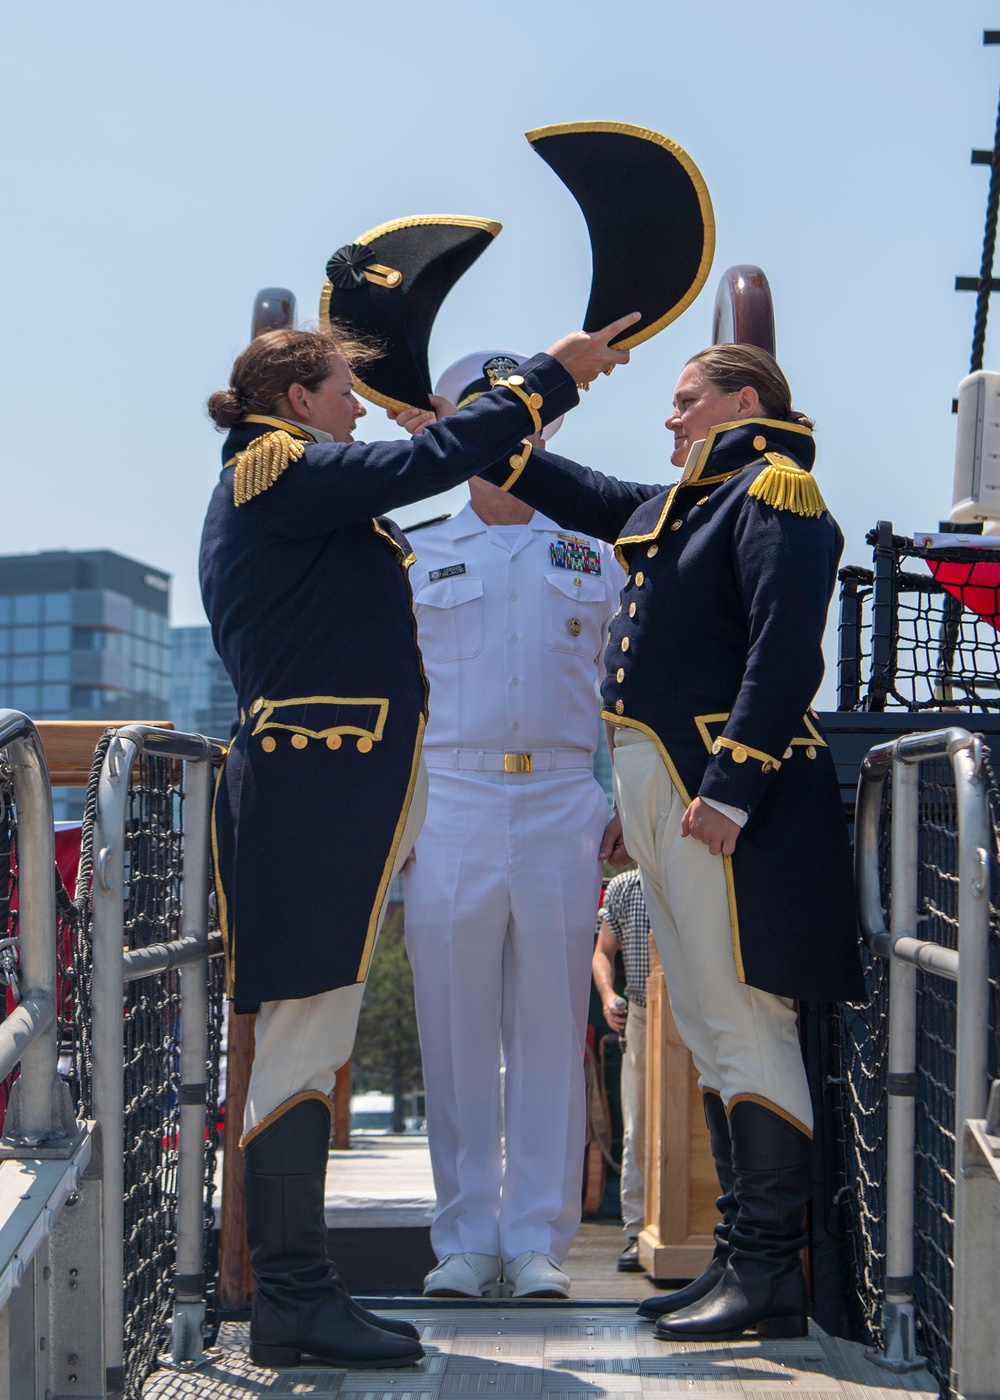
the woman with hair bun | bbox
[470,342,863,1345]
[199,315,635,1371]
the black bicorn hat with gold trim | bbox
[526,122,715,350]
[319,215,502,414]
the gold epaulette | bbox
[746,452,826,518]
[232,431,306,507]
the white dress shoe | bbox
[423,1252,503,1297]
[503,1251,570,1298]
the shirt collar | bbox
[450,501,563,541]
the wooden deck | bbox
[153,1151,939,1398]
[146,1299,939,1400]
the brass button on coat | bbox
[573,576,583,587]
[712,739,722,754]
[753,435,767,450]
[568,617,582,637]
[783,747,793,760]
[731,745,748,764]
[291,733,308,749]
[628,602,636,617]
[357,736,374,754]
[615,699,624,714]
[670,520,682,531]
[806,745,817,760]
[697,496,709,506]
[647,544,659,558]
[616,667,625,682]
[326,734,342,750]
[635,571,644,586]
[762,760,775,774]
[261,735,276,753]
[621,637,630,652]
[250,697,264,716]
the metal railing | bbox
[0,711,101,1399]
[88,724,226,1389]
[855,726,992,1382]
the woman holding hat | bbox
[200,311,636,1371]
[471,342,863,1344]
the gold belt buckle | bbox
[503,752,532,774]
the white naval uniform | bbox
[404,503,623,1265]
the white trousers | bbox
[620,1002,647,1234]
[403,767,608,1264]
[244,760,429,1135]
[612,732,813,1133]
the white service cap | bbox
[434,351,564,440]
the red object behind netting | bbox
[926,560,1000,630]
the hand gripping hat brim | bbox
[526,122,715,350]
[320,216,501,414]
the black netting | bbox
[837,527,1000,712]
[66,737,225,1400]
[0,769,17,1125]
[830,751,1000,1395]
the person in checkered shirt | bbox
[592,868,650,1271]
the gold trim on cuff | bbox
[711,735,781,772]
[497,441,533,492]
[496,377,543,437]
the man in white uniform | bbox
[403,352,625,1299]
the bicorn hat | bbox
[320,216,501,414]
[526,122,715,350]
[435,351,565,440]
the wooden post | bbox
[218,1004,255,1310]
[638,932,718,1281]
[333,1061,352,1150]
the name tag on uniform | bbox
[428,563,467,582]
[550,538,601,574]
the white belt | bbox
[422,747,593,774]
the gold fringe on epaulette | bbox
[747,452,826,518]
[233,431,306,507]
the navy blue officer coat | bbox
[481,417,863,1003]
[200,353,578,1012]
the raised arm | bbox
[478,443,665,545]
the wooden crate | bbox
[638,935,718,1282]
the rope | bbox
[971,82,1000,372]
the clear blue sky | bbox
[3,1,999,704]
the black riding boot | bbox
[244,1094,424,1368]
[638,1090,737,1320]
[654,1099,810,1342]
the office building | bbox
[170,626,236,739]
[0,550,171,816]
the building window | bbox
[40,684,69,712]
[43,625,70,651]
[13,627,39,654]
[43,593,71,622]
[42,654,69,681]
[13,596,40,625]
[12,685,38,713]
[13,657,38,683]
[0,628,9,654]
